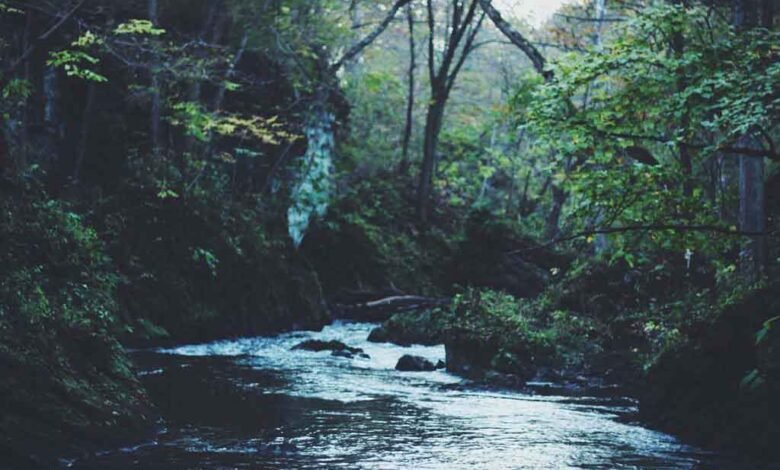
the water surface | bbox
[72,322,734,469]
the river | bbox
[70,322,737,469]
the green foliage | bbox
[47,31,108,82]
[0,189,153,464]
[0,191,119,332]
[114,19,166,36]
[170,101,299,146]
[93,184,329,342]
[756,315,780,345]
[519,3,778,268]
[1,78,32,101]
[192,247,219,277]
[303,174,459,296]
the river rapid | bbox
[70,321,738,469]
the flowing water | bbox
[71,322,738,469]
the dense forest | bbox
[0,0,778,468]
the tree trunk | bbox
[416,0,482,223]
[734,0,767,280]
[545,184,567,240]
[73,83,96,182]
[148,0,163,157]
[183,0,222,156]
[399,4,416,174]
[212,31,249,112]
[17,10,34,171]
[417,92,446,223]
[737,138,767,280]
[672,0,693,198]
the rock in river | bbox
[395,355,437,372]
[291,339,364,355]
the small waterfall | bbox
[287,109,335,247]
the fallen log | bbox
[332,295,450,322]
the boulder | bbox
[395,355,436,372]
[367,326,392,344]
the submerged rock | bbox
[395,355,436,372]
[292,340,364,355]
[331,350,355,359]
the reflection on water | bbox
[72,322,737,469]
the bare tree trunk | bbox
[399,4,416,174]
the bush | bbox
[0,186,153,467]
[93,185,329,344]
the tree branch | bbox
[330,0,412,73]
[510,224,771,254]
[3,0,87,74]
[477,0,551,80]
[554,13,627,23]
